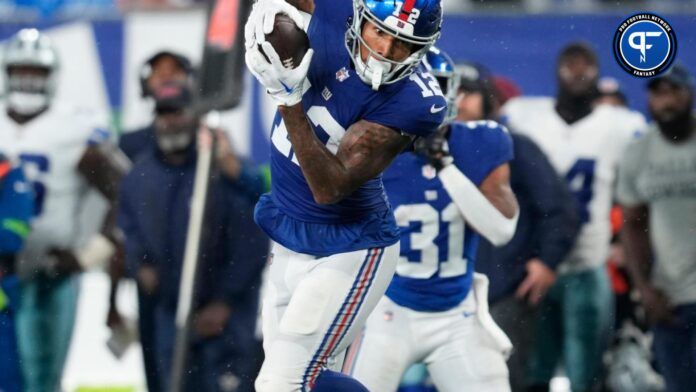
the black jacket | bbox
[476,133,580,303]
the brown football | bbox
[259,13,310,69]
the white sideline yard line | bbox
[62,272,146,392]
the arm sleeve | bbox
[213,193,269,307]
[0,169,33,254]
[514,135,579,269]
[116,178,151,277]
[438,122,517,246]
[449,121,514,186]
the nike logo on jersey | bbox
[430,105,446,114]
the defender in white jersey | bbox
[501,43,646,391]
[348,48,519,392]
[0,29,126,392]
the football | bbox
[259,13,310,69]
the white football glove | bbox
[246,42,314,106]
[244,0,306,50]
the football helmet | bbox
[457,61,496,119]
[346,0,443,90]
[423,46,459,121]
[606,324,665,392]
[3,28,59,116]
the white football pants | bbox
[347,273,512,392]
[255,241,399,392]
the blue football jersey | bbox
[384,121,514,312]
[254,0,447,256]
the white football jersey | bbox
[0,103,107,276]
[502,97,646,272]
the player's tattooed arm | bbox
[285,0,314,13]
[279,104,412,204]
[479,164,518,219]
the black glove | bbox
[46,248,83,278]
[414,123,453,171]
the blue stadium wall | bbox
[0,13,694,164]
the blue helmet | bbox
[346,0,443,90]
[423,46,459,121]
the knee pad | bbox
[313,370,370,392]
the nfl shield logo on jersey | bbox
[422,164,437,180]
[336,67,350,82]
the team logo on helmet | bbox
[388,0,420,34]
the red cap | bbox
[492,75,522,106]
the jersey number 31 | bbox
[394,202,466,279]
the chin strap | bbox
[356,55,392,91]
[370,64,383,91]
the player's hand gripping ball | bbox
[260,14,310,69]
[244,0,313,106]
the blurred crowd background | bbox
[0,0,694,391]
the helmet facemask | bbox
[6,66,54,116]
[3,29,59,117]
[345,0,439,91]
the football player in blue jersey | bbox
[0,154,33,392]
[244,0,446,390]
[345,48,519,391]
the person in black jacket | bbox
[117,51,196,392]
[456,63,580,391]
[119,50,193,161]
[118,82,268,392]
[116,51,267,392]
[120,50,267,202]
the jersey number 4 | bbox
[394,202,466,279]
[565,158,596,224]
